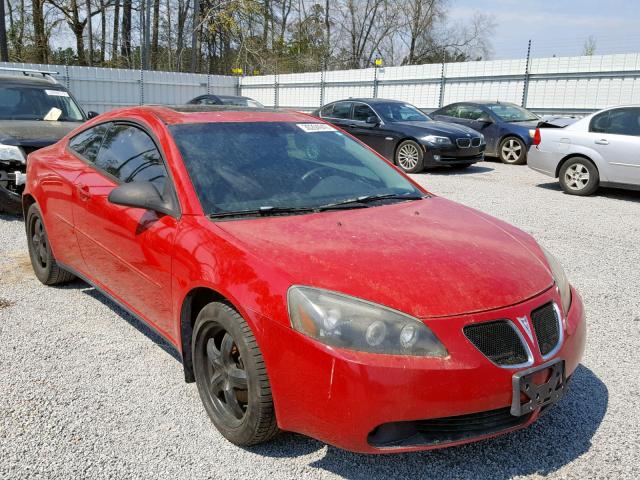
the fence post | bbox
[320,66,325,107]
[521,39,532,108]
[236,75,241,97]
[274,73,279,108]
[139,67,144,105]
[373,65,379,98]
[207,74,211,95]
[64,64,70,91]
[438,52,446,108]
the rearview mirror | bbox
[366,115,380,125]
[108,181,174,215]
[476,114,493,123]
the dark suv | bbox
[311,98,485,173]
[0,68,95,214]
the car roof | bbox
[330,98,407,106]
[448,100,520,107]
[0,74,64,88]
[115,105,317,125]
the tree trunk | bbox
[151,0,160,68]
[112,0,120,63]
[32,0,47,63]
[86,0,93,65]
[73,22,87,66]
[121,0,132,62]
[100,0,106,63]
[0,0,9,61]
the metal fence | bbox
[0,62,238,113]
[240,53,640,115]
[3,54,640,116]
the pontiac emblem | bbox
[517,315,534,342]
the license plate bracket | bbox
[511,359,566,417]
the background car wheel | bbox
[499,136,527,165]
[26,204,75,285]
[192,302,279,446]
[395,140,425,173]
[559,157,599,196]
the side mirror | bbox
[108,181,174,215]
[476,114,493,124]
[366,115,380,125]
[87,111,99,119]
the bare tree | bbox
[583,35,596,56]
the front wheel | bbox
[192,302,279,446]
[26,204,75,285]
[499,136,527,165]
[559,157,599,196]
[395,140,424,173]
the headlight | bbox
[288,286,447,357]
[0,144,26,163]
[541,246,571,315]
[422,135,452,146]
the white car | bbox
[528,106,640,195]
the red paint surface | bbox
[24,106,586,453]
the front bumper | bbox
[422,143,486,167]
[262,286,586,453]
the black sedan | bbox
[311,98,485,173]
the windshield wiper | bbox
[319,192,425,210]
[209,206,316,219]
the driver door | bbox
[348,102,396,159]
[71,122,178,338]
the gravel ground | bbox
[1,161,639,479]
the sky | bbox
[451,0,640,59]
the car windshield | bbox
[0,86,84,121]
[487,104,538,122]
[170,121,423,217]
[375,103,431,123]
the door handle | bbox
[76,183,92,201]
[595,139,609,145]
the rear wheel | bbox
[26,204,75,285]
[559,157,599,196]
[499,136,527,165]
[395,140,424,173]
[192,302,278,446]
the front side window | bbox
[438,105,460,117]
[320,104,334,117]
[487,104,538,122]
[95,124,167,190]
[353,104,377,122]
[0,86,84,121]
[590,108,640,136]
[69,123,110,162]
[170,121,422,216]
[375,103,430,123]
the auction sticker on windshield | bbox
[297,123,336,133]
[45,89,70,97]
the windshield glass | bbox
[487,104,538,122]
[0,86,84,121]
[170,121,422,216]
[375,103,430,123]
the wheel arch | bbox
[179,286,230,383]
[22,193,37,218]
[555,153,598,178]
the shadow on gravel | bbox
[0,212,23,222]
[424,165,494,176]
[252,365,607,480]
[53,280,182,363]
[536,181,640,202]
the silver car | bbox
[528,106,640,195]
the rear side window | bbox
[320,104,334,117]
[457,105,485,120]
[95,124,167,190]
[438,105,459,117]
[330,102,352,119]
[69,123,110,162]
[590,108,640,136]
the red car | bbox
[23,105,586,454]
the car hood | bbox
[217,197,553,319]
[393,120,480,137]
[0,120,80,148]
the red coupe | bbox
[23,105,586,453]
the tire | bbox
[26,204,75,285]
[499,136,527,165]
[558,157,600,196]
[395,140,425,173]
[192,302,278,446]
